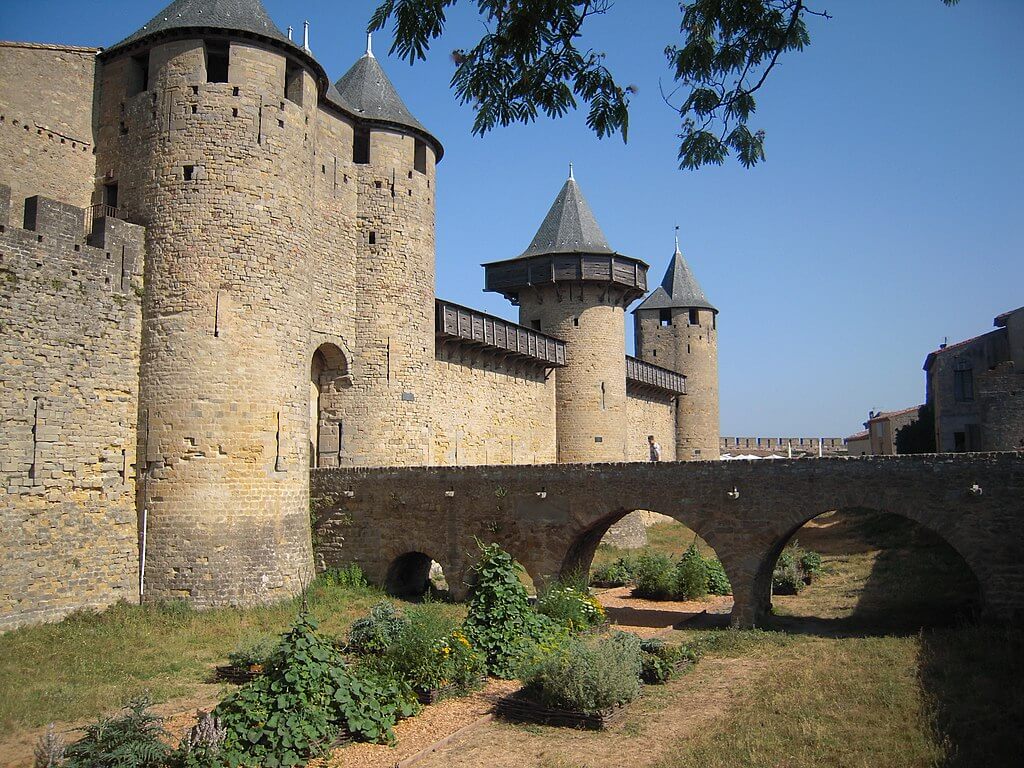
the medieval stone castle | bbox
[0,0,727,631]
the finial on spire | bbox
[366,32,374,57]
[568,161,574,181]
[302,20,310,51]
[287,25,293,41]
[674,225,680,254]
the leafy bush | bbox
[799,548,823,581]
[226,634,279,672]
[464,542,545,677]
[590,558,633,587]
[215,613,418,766]
[348,600,408,655]
[379,604,485,694]
[772,542,822,594]
[705,557,732,595]
[675,543,709,600]
[519,632,642,714]
[63,694,170,768]
[639,638,701,684]
[632,553,677,600]
[318,563,369,589]
[535,581,606,631]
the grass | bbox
[0,578,463,737]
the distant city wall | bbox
[721,436,846,456]
[0,188,144,630]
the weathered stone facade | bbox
[312,452,1024,627]
[0,0,715,628]
[721,436,847,457]
[0,189,144,630]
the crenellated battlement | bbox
[0,186,144,299]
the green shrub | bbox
[799,548,823,582]
[318,563,369,589]
[348,600,408,655]
[705,557,732,595]
[675,543,709,600]
[380,604,485,694]
[464,542,544,678]
[519,632,642,714]
[772,548,804,595]
[590,558,632,587]
[638,638,701,684]
[215,612,418,765]
[63,694,170,768]
[226,634,279,671]
[535,582,606,631]
[632,553,677,600]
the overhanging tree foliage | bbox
[369,0,961,170]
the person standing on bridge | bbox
[648,435,662,462]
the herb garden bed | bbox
[494,689,630,730]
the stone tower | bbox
[94,0,327,605]
[328,38,440,467]
[484,169,648,462]
[634,235,719,459]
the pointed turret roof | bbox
[330,38,442,158]
[107,0,293,53]
[635,238,716,313]
[520,167,615,257]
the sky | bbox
[2,0,1022,438]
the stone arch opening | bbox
[564,507,734,630]
[309,343,350,468]
[384,552,449,599]
[755,507,982,632]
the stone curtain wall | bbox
[0,43,98,221]
[431,348,557,465]
[625,388,676,462]
[0,188,144,630]
[312,453,1024,627]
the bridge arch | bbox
[384,551,448,598]
[749,504,986,626]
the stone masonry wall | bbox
[431,345,557,465]
[0,188,143,630]
[0,43,98,221]
[625,387,676,462]
[978,363,1024,450]
[94,39,317,606]
[313,452,1024,627]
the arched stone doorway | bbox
[309,343,350,468]
[385,552,449,598]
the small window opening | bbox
[531,319,541,331]
[353,127,370,164]
[652,349,657,357]
[368,231,376,245]
[285,60,304,105]
[232,108,238,117]
[688,308,699,325]
[414,139,427,174]
[573,317,579,327]
[659,309,671,326]
[128,52,150,97]
[183,165,195,181]
[206,40,230,83]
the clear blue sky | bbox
[3,0,1022,437]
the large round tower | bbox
[634,235,719,459]
[484,169,648,463]
[94,0,327,604]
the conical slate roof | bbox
[635,241,716,313]
[333,49,431,138]
[520,171,615,257]
[107,0,293,54]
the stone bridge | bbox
[311,453,1024,627]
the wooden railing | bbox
[625,355,686,395]
[436,299,567,367]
